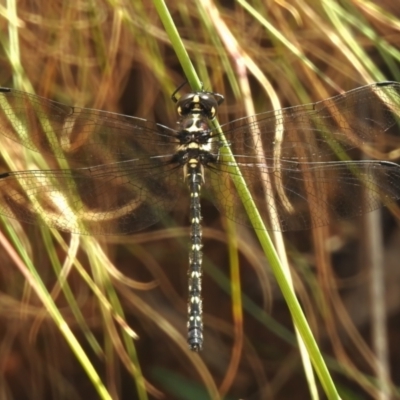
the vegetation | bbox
[0,0,399,399]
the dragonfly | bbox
[0,81,399,351]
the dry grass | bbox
[0,1,399,399]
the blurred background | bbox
[0,0,399,399]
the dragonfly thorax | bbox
[175,109,217,167]
[177,114,212,143]
[173,145,216,167]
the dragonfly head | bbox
[175,91,224,120]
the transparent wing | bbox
[203,82,400,231]
[1,83,400,234]
[0,156,184,235]
[0,88,179,166]
[205,155,400,232]
[218,82,400,161]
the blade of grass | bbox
[0,226,113,400]
[2,2,115,398]
[152,0,340,398]
[237,0,342,93]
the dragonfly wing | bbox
[0,156,184,235]
[218,82,400,161]
[0,87,178,166]
[205,157,400,232]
